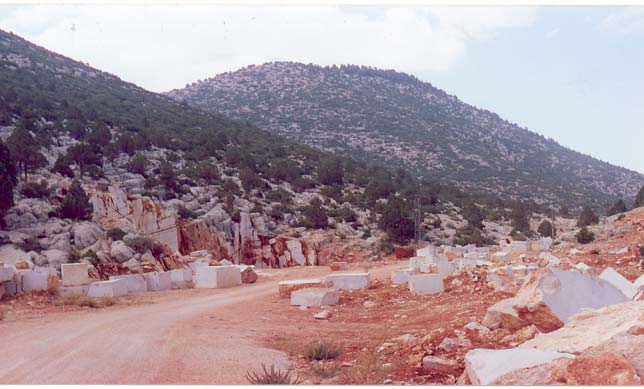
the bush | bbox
[20,180,51,199]
[452,226,494,247]
[575,227,595,244]
[269,204,293,222]
[124,236,155,254]
[577,206,599,227]
[60,179,93,220]
[177,205,197,219]
[69,250,82,263]
[378,196,414,244]
[537,220,556,238]
[17,235,41,252]
[106,227,126,241]
[305,340,341,361]
[298,198,329,229]
[245,364,302,385]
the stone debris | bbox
[314,310,333,320]
[291,287,339,307]
[61,263,89,287]
[325,272,370,290]
[408,274,444,295]
[110,274,148,293]
[329,261,349,271]
[88,278,129,298]
[422,355,458,371]
[278,279,326,298]
[194,266,242,289]
[512,268,630,332]
[599,267,639,299]
[464,347,574,385]
[239,265,258,283]
[482,297,528,331]
[574,262,591,272]
[491,252,510,262]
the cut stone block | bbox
[482,297,527,331]
[391,269,412,285]
[291,287,339,307]
[416,246,436,258]
[61,263,89,287]
[465,348,574,385]
[60,284,90,297]
[409,274,444,295]
[88,279,128,298]
[195,266,242,289]
[0,265,14,282]
[110,274,148,293]
[188,261,209,274]
[512,268,630,332]
[278,279,325,298]
[143,271,172,291]
[409,256,429,270]
[21,271,49,292]
[325,273,370,290]
[599,267,638,299]
[330,261,349,271]
[3,280,17,295]
[436,260,456,277]
[169,268,193,288]
[635,275,644,289]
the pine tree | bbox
[0,141,17,218]
[575,226,595,244]
[634,186,644,209]
[577,206,599,227]
[378,195,415,244]
[5,125,46,180]
[60,179,93,220]
[537,220,556,238]
[607,199,627,216]
[510,201,531,236]
[462,202,484,230]
[301,198,329,229]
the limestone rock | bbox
[110,240,135,263]
[109,274,147,293]
[291,287,339,307]
[512,268,629,332]
[72,222,103,250]
[599,267,638,299]
[88,279,128,298]
[520,300,644,354]
[41,249,69,268]
[240,266,258,283]
[409,274,444,295]
[278,279,326,298]
[314,310,333,320]
[482,297,528,331]
[422,355,458,371]
[391,269,411,285]
[61,263,89,287]
[325,273,370,290]
[195,266,241,289]
[464,347,574,385]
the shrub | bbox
[177,205,197,219]
[124,236,155,254]
[20,180,52,199]
[537,220,556,238]
[577,206,599,227]
[305,340,341,361]
[17,235,41,252]
[127,153,148,175]
[106,227,126,241]
[245,364,302,385]
[576,227,595,244]
[298,198,329,229]
[607,199,627,216]
[462,202,484,230]
[378,196,414,244]
[60,179,93,220]
[68,250,82,263]
[452,226,494,247]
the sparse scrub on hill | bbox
[245,364,302,385]
[124,236,155,254]
[20,180,52,199]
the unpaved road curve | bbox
[0,279,290,384]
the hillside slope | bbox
[167,62,644,209]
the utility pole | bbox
[413,197,422,247]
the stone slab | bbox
[290,287,339,307]
[465,347,574,385]
[61,263,89,287]
[409,274,444,295]
[60,284,90,297]
[187,261,209,274]
[278,279,326,298]
[330,262,349,271]
[391,269,412,285]
[88,278,128,298]
[195,266,242,289]
[169,268,193,288]
[110,274,148,293]
[0,265,14,282]
[21,271,49,292]
[599,267,638,299]
[143,271,172,291]
[325,273,370,290]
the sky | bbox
[0,4,642,173]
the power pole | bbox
[413,197,422,247]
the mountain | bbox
[167,61,644,209]
[0,29,524,251]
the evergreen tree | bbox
[60,179,93,220]
[462,202,484,230]
[318,159,343,186]
[0,141,17,219]
[577,206,599,227]
[537,220,556,238]
[634,186,644,209]
[378,195,415,244]
[575,226,595,244]
[607,199,627,216]
[301,198,329,229]
[510,201,531,236]
[67,143,102,177]
[6,125,46,179]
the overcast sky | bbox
[0,5,642,173]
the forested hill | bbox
[167,61,644,209]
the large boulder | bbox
[482,297,528,331]
[512,268,629,332]
[599,267,639,300]
[41,249,69,268]
[72,222,103,250]
[520,300,644,354]
[110,240,135,263]
[464,347,574,385]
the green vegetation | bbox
[378,196,415,244]
[577,206,599,228]
[304,340,341,361]
[245,364,302,385]
[607,199,627,216]
[59,179,93,220]
[537,220,556,238]
[20,180,52,199]
[124,236,155,254]
[299,198,329,229]
[635,186,644,209]
[106,227,127,241]
[575,226,595,244]
[0,140,17,220]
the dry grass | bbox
[310,361,341,379]
[304,340,341,361]
[245,363,302,385]
[339,323,392,384]
[55,294,117,309]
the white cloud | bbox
[0,5,537,92]
[600,6,644,36]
